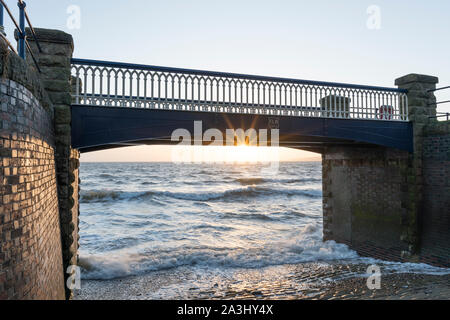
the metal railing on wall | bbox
[428,86,450,121]
[0,0,41,72]
[431,112,450,121]
[71,58,409,122]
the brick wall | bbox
[322,147,411,262]
[322,129,450,268]
[25,28,79,299]
[0,78,65,299]
[321,74,449,268]
[420,123,450,267]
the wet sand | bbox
[315,273,449,300]
[73,262,450,300]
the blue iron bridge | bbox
[70,59,412,153]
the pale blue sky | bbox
[2,0,449,161]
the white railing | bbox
[71,59,409,121]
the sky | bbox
[2,0,449,162]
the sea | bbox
[76,162,449,299]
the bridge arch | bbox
[71,105,412,153]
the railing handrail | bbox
[71,58,407,94]
[429,112,450,121]
[0,0,41,71]
[428,86,450,93]
[0,0,21,37]
[18,0,41,53]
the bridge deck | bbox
[71,105,413,153]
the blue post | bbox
[18,1,26,58]
[0,2,5,36]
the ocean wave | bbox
[79,243,450,281]
[98,173,115,179]
[236,178,266,185]
[141,181,156,186]
[219,211,275,221]
[78,219,450,281]
[80,186,323,203]
[193,224,235,232]
[81,190,124,202]
[78,224,358,280]
[284,178,322,184]
[78,163,450,284]
[234,177,321,186]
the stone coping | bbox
[14,27,74,48]
[0,37,54,116]
[395,74,439,86]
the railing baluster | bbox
[172,75,176,103]
[83,68,88,105]
[136,72,141,108]
[178,76,182,110]
[106,69,111,102]
[158,74,162,107]
[114,70,118,107]
[75,67,80,104]
[184,76,188,107]
[221,79,227,112]
[191,77,194,110]
[240,82,243,113]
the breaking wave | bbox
[78,162,449,285]
[78,224,357,280]
[78,221,450,281]
[234,177,321,185]
[80,186,322,203]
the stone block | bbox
[55,124,71,136]
[22,28,74,51]
[37,55,71,69]
[408,97,430,108]
[39,67,71,81]
[43,80,71,94]
[54,105,71,124]
[47,92,72,105]
[395,74,439,86]
[55,134,71,146]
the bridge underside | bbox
[71,105,413,153]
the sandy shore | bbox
[73,262,450,300]
[314,273,449,300]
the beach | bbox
[74,262,450,300]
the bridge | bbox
[70,58,412,153]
